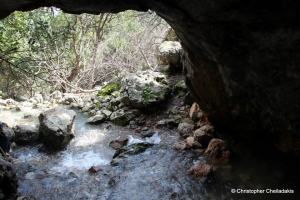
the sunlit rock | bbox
[29,94,43,104]
[120,70,170,108]
[38,107,76,150]
[86,114,106,125]
[158,41,182,73]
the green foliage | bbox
[1,8,169,97]
[97,83,121,97]
[175,81,184,88]
[96,102,101,108]
[142,86,152,105]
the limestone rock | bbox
[110,109,138,126]
[120,70,170,108]
[38,107,76,150]
[158,41,182,72]
[86,114,106,125]
[13,124,39,145]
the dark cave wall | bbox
[1,0,300,155]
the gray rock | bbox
[102,109,112,117]
[178,122,194,139]
[120,70,171,108]
[13,124,39,145]
[112,142,154,159]
[86,114,106,125]
[158,41,182,72]
[110,109,138,126]
[38,107,76,150]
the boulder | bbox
[13,124,39,145]
[158,41,182,72]
[102,109,112,118]
[109,135,129,150]
[178,122,194,139]
[153,65,170,75]
[86,114,106,125]
[112,142,154,159]
[38,107,76,150]
[186,136,202,149]
[193,129,213,147]
[0,158,18,200]
[120,70,170,108]
[204,139,230,165]
[110,109,139,126]
[186,162,213,181]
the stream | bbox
[1,108,299,200]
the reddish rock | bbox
[109,135,128,150]
[88,166,98,173]
[187,162,213,181]
[204,139,230,165]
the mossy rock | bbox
[97,83,121,97]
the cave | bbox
[1,0,299,156]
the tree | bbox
[0,8,169,98]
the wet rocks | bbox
[204,139,230,165]
[0,158,18,200]
[86,114,106,124]
[178,122,194,139]
[110,109,139,126]
[112,142,154,159]
[185,136,202,149]
[109,135,129,150]
[187,162,213,182]
[193,127,213,148]
[38,107,76,150]
[13,124,39,145]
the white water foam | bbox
[72,129,107,147]
[127,132,161,146]
[51,149,110,173]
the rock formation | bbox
[38,107,76,150]
[1,0,299,155]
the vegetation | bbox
[97,83,121,97]
[0,8,169,99]
[142,86,152,105]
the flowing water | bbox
[1,108,299,200]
